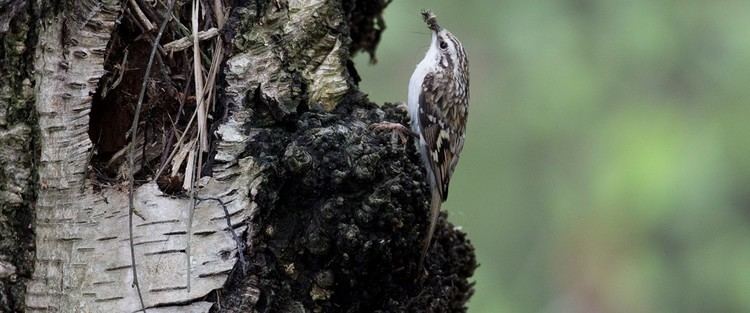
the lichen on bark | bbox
[229,0,354,114]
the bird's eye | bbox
[439,41,448,49]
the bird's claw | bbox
[369,122,414,144]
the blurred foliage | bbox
[353,1,750,312]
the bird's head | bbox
[421,10,468,83]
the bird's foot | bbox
[369,121,416,144]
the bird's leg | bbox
[369,121,417,144]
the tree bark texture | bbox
[0,0,476,312]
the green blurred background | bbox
[353,1,750,312]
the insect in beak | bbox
[421,10,441,32]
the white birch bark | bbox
[22,0,352,311]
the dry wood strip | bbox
[163,27,219,53]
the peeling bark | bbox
[0,0,476,312]
[27,1,254,310]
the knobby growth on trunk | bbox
[0,0,476,312]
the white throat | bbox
[407,32,438,134]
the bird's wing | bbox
[418,72,468,201]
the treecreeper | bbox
[372,9,471,270]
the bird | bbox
[371,9,470,271]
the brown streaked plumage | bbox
[368,10,470,272]
[412,10,470,270]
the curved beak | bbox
[421,10,441,32]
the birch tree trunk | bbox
[0,0,476,312]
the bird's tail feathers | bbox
[419,188,442,271]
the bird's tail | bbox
[419,187,442,271]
